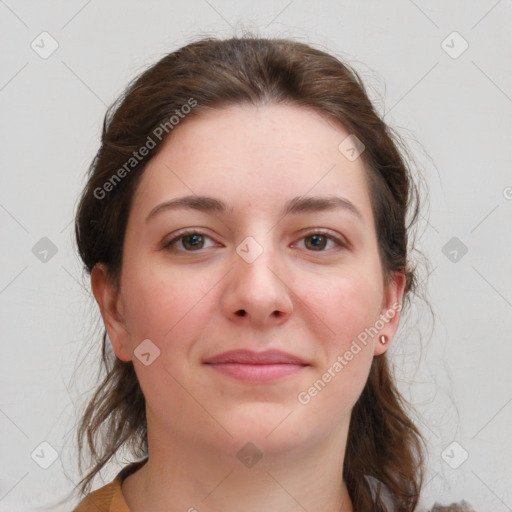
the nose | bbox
[221,239,294,327]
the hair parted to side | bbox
[74,36,426,511]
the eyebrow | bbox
[146,194,363,222]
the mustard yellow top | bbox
[72,458,148,512]
[72,458,475,512]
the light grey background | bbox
[1,1,511,511]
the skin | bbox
[92,103,405,512]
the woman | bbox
[70,36,470,512]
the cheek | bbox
[294,345,374,447]
[119,263,219,413]
[294,270,379,431]
[120,261,216,347]
[296,263,384,343]
[291,263,382,409]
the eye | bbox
[163,230,217,251]
[297,231,346,252]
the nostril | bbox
[236,309,247,317]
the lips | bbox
[204,349,307,365]
[203,349,309,383]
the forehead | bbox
[132,103,374,221]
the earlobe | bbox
[91,264,132,362]
[374,272,406,356]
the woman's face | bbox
[94,103,404,460]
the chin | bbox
[219,403,311,453]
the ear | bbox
[91,263,132,362]
[373,272,406,356]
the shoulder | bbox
[72,458,148,512]
[72,477,122,512]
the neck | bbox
[123,415,354,512]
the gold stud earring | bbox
[379,335,388,345]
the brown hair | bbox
[74,36,426,510]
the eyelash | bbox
[163,229,348,253]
